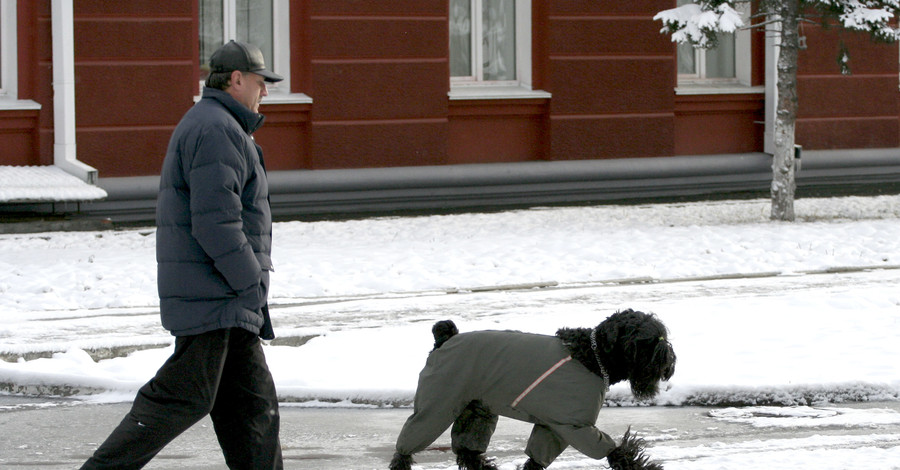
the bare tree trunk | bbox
[770,0,800,221]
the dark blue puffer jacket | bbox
[156,87,273,338]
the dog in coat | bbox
[389,309,675,470]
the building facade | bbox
[1,1,898,218]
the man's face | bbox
[228,71,268,113]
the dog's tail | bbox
[431,320,458,351]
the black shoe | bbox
[456,449,498,470]
[389,453,413,470]
[521,458,545,470]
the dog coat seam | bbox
[510,355,572,408]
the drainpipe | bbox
[51,0,99,184]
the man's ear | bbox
[230,70,243,87]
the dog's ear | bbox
[602,323,618,354]
[659,340,676,381]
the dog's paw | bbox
[606,427,664,470]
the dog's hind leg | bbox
[451,401,497,455]
[451,400,499,469]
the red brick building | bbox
[1,1,898,221]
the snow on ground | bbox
[1,195,899,410]
[3,195,900,469]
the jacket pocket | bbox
[256,252,274,271]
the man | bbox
[80,40,284,470]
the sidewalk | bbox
[3,397,900,469]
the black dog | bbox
[389,309,675,470]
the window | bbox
[676,0,752,91]
[1,5,4,94]
[1,0,39,111]
[677,32,735,80]
[451,0,517,83]
[0,0,12,98]
[449,0,547,99]
[198,0,290,94]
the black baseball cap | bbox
[209,40,284,83]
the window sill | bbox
[262,92,313,105]
[676,83,764,96]
[449,86,551,101]
[193,92,313,104]
[0,99,42,111]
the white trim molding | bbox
[449,85,550,100]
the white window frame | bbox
[199,0,299,100]
[675,2,757,95]
[449,0,550,100]
[1,0,16,100]
[0,0,36,110]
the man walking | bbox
[80,40,284,470]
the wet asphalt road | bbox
[2,396,900,469]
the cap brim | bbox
[253,68,284,83]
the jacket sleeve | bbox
[188,125,261,292]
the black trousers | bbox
[80,328,283,470]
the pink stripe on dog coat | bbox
[510,355,572,408]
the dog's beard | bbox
[627,340,675,401]
[629,376,662,401]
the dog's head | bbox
[596,309,676,401]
